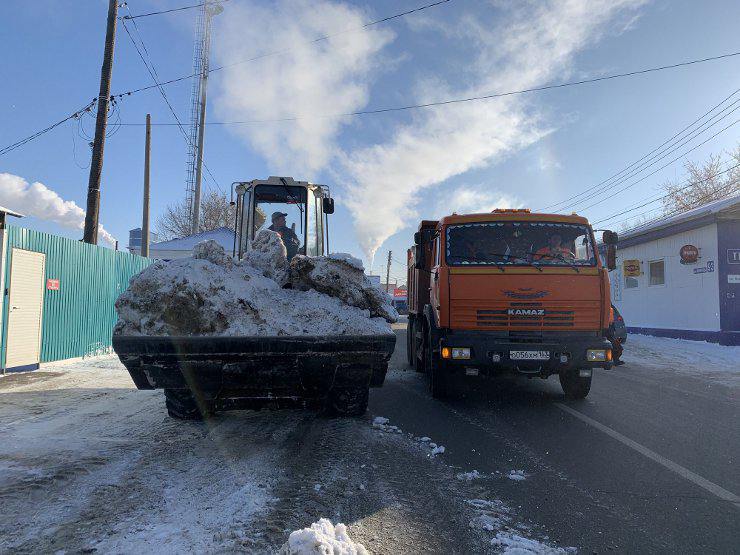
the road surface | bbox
[0,322,738,553]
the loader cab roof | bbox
[234,176,328,197]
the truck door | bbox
[430,234,441,324]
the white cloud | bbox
[212,0,393,176]
[0,173,116,246]
[342,0,647,258]
[434,186,521,218]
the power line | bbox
[563,99,740,212]
[592,162,740,225]
[120,14,224,193]
[121,1,229,20]
[117,50,740,126]
[112,0,454,97]
[541,87,740,212]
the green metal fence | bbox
[1,225,152,366]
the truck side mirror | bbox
[414,231,421,245]
[606,245,616,270]
[322,197,335,214]
[413,244,425,269]
[602,230,618,245]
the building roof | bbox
[0,205,24,218]
[151,227,235,252]
[618,195,740,248]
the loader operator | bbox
[534,233,574,262]
[269,211,301,259]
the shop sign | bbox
[729,275,740,284]
[46,278,60,290]
[679,244,699,264]
[728,249,740,264]
[693,261,714,274]
[623,259,640,277]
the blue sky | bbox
[1,0,739,283]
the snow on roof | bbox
[620,194,740,241]
[151,227,235,251]
[0,205,24,218]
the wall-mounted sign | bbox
[623,259,641,277]
[729,275,740,284]
[679,244,699,264]
[393,288,407,299]
[46,278,60,290]
[693,261,714,274]
[728,249,740,264]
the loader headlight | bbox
[586,349,608,362]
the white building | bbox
[128,227,235,260]
[610,196,740,345]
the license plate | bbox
[510,350,550,361]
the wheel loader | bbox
[112,177,395,419]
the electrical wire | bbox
[121,1,230,20]
[541,87,740,212]
[118,50,740,126]
[120,14,224,193]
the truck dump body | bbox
[113,334,395,414]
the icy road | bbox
[1,323,738,553]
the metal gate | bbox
[5,248,45,371]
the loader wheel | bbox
[559,370,592,400]
[164,388,209,420]
[330,387,369,417]
[427,330,447,399]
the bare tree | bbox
[156,191,236,240]
[661,145,740,214]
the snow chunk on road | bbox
[115,236,393,337]
[280,518,368,555]
[491,531,572,554]
[431,445,446,455]
[456,470,481,481]
[507,470,526,481]
[372,416,402,433]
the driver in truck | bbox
[534,233,575,261]
[268,211,301,259]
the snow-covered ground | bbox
[622,334,740,387]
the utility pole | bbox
[386,250,392,293]
[141,114,151,257]
[83,0,118,245]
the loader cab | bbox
[232,176,334,259]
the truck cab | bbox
[407,209,618,399]
[232,176,334,259]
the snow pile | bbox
[372,416,402,433]
[279,519,368,555]
[114,234,393,337]
[507,470,527,481]
[290,254,398,322]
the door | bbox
[5,249,45,371]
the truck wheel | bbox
[330,387,369,416]
[406,316,414,367]
[559,370,592,399]
[164,388,209,420]
[427,330,447,399]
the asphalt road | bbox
[1,324,738,553]
[375,319,740,553]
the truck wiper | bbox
[533,253,581,273]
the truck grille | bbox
[450,300,600,331]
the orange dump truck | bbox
[407,209,619,399]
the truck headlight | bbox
[586,349,607,362]
[443,347,471,359]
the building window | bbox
[649,260,665,286]
[625,276,638,289]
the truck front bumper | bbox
[437,331,613,377]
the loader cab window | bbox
[306,187,323,256]
[253,185,307,259]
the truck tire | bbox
[426,329,447,399]
[164,388,208,420]
[559,370,592,399]
[330,387,369,416]
[406,316,414,367]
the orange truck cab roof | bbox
[439,210,590,227]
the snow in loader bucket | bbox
[112,333,395,416]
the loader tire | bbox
[330,387,369,417]
[559,370,592,400]
[164,388,207,420]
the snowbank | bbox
[279,519,368,555]
[114,234,393,337]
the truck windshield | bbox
[445,221,596,267]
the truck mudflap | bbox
[112,334,396,405]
